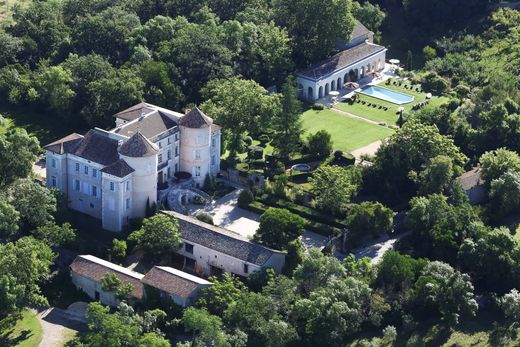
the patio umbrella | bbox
[344,82,359,89]
[426,93,432,99]
[389,59,400,65]
[328,91,340,97]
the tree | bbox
[351,1,385,39]
[306,130,333,159]
[283,239,305,276]
[83,302,169,346]
[35,65,76,112]
[346,202,394,241]
[111,239,127,260]
[498,289,520,323]
[197,272,247,316]
[201,78,281,157]
[32,221,76,247]
[414,261,477,325]
[128,214,181,260]
[0,128,40,188]
[237,189,254,208]
[271,76,302,162]
[417,155,454,195]
[256,208,305,250]
[406,50,413,71]
[293,248,347,294]
[7,179,57,228]
[489,170,520,217]
[479,148,520,185]
[273,0,355,66]
[0,201,20,239]
[406,194,477,262]
[423,45,437,61]
[196,212,214,225]
[0,237,55,316]
[311,165,362,216]
[0,30,22,67]
[376,251,427,296]
[182,307,228,347]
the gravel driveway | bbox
[35,303,86,347]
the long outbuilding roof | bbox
[141,266,211,298]
[161,211,284,266]
[297,42,386,80]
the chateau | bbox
[44,103,221,232]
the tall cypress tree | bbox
[272,76,303,163]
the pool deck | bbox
[358,85,414,105]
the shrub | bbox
[237,189,254,208]
[244,136,253,146]
[332,150,355,166]
[290,185,306,204]
[423,72,450,94]
[307,130,333,159]
[454,84,470,98]
[196,212,214,225]
[311,103,325,110]
[247,145,264,160]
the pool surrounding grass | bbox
[301,109,394,152]
[359,85,414,104]
[335,81,450,125]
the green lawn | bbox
[301,109,394,152]
[0,310,42,347]
[334,81,450,125]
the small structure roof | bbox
[44,133,83,155]
[297,42,386,80]
[351,20,372,41]
[70,255,144,299]
[161,211,284,266]
[101,159,135,177]
[179,107,213,128]
[113,110,178,139]
[141,266,211,298]
[72,130,120,165]
[113,102,156,122]
[456,168,484,191]
[118,131,159,158]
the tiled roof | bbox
[70,255,144,299]
[118,131,158,158]
[73,130,120,165]
[211,124,222,134]
[44,133,83,155]
[351,20,371,41]
[179,107,213,128]
[114,102,156,122]
[298,42,386,79]
[161,211,284,266]
[101,159,135,178]
[141,266,211,298]
[113,110,178,139]
[456,168,484,190]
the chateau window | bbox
[110,182,115,191]
[167,137,171,145]
[125,198,131,210]
[195,150,201,160]
[125,181,130,192]
[211,138,216,147]
[175,133,179,141]
[159,141,162,149]
[158,154,163,163]
[195,166,201,177]
[167,150,171,160]
[84,166,89,175]
[92,169,97,178]
[74,179,80,191]
[196,135,202,144]
[175,146,179,157]
[51,176,57,187]
[51,158,56,168]
[75,163,80,172]
[184,243,194,254]
[92,185,98,197]
[243,263,249,274]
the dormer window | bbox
[110,182,115,191]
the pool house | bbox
[296,22,387,102]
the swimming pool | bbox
[358,85,414,105]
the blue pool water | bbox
[359,85,414,105]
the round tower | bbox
[118,131,159,218]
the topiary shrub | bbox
[196,212,214,225]
[311,103,325,110]
[237,189,254,208]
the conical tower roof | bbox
[118,131,158,158]
[179,107,213,128]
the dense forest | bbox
[2,0,520,346]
